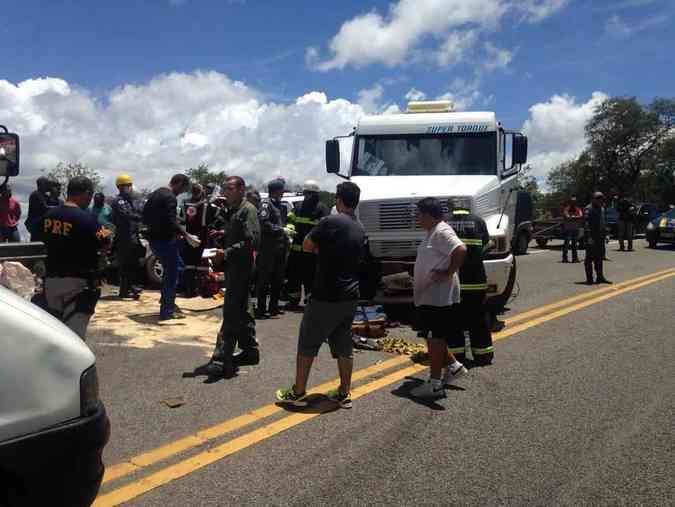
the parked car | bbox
[646,207,675,248]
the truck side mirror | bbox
[513,135,528,165]
[0,130,20,177]
[326,140,340,174]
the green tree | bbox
[186,163,228,189]
[45,162,103,198]
[585,97,671,195]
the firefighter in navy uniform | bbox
[285,180,329,308]
[111,173,144,299]
[181,183,220,297]
[255,179,288,318]
[41,176,111,340]
[446,205,494,366]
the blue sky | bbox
[1,0,674,196]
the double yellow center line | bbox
[95,266,675,506]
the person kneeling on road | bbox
[276,182,365,409]
[410,197,468,399]
[41,176,112,340]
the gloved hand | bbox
[185,233,201,248]
[283,224,296,239]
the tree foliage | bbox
[186,163,228,189]
[45,162,103,198]
[546,96,675,207]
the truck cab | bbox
[325,101,528,312]
[0,127,109,507]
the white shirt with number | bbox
[413,221,464,307]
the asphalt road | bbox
[90,239,675,506]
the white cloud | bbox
[405,88,427,102]
[0,72,366,200]
[357,84,385,113]
[436,77,485,111]
[313,0,506,70]
[605,13,668,38]
[516,0,570,22]
[522,91,608,180]
[483,42,514,71]
[435,30,478,66]
[310,0,567,71]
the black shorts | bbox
[298,299,358,358]
[416,305,459,342]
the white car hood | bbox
[351,175,498,201]
[0,286,95,442]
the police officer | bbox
[285,179,329,308]
[446,204,494,366]
[41,176,111,339]
[111,173,144,299]
[255,179,288,318]
[616,193,636,252]
[25,177,59,241]
[584,192,612,285]
[206,176,261,378]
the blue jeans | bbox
[0,226,21,242]
[562,229,579,261]
[150,240,184,319]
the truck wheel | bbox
[514,231,530,255]
[535,238,548,248]
[488,256,517,315]
[145,255,163,288]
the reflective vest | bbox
[447,210,489,292]
[287,199,329,252]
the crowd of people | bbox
[15,169,647,403]
[22,169,504,402]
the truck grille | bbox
[369,239,422,258]
[358,198,462,232]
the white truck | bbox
[0,126,109,507]
[325,100,529,316]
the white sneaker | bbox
[410,379,446,399]
[443,364,468,386]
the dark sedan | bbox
[646,207,675,248]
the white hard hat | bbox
[303,179,320,192]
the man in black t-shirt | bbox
[41,176,111,339]
[142,174,194,320]
[276,181,364,409]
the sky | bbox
[2,0,674,204]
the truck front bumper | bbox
[0,401,110,507]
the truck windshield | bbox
[352,133,496,177]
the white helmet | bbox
[303,179,320,193]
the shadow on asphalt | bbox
[391,376,465,411]
[182,363,239,383]
[276,394,341,414]
[127,312,187,327]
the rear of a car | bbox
[646,209,675,248]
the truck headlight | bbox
[490,235,508,254]
[80,365,100,416]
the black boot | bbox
[204,359,237,378]
[233,348,260,366]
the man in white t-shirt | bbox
[411,197,468,399]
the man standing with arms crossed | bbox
[206,176,261,378]
[111,174,144,299]
[410,197,467,399]
[276,182,364,408]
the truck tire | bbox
[513,231,530,255]
[488,256,517,315]
[145,255,163,288]
[535,238,548,248]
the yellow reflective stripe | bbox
[453,210,470,215]
[447,347,466,354]
[290,244,303,252]
[461,283,488,290]
[460,238,483,246]
[294,217,320,226]
[471,346,494,355]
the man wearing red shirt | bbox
[0,184,21,242]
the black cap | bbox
[267,179,285,193]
